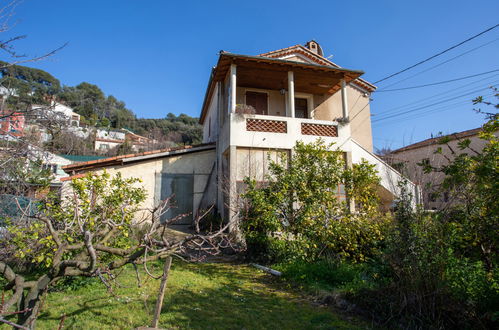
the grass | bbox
[4,261,369,329]
[273,259,383,295]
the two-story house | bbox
[200,41,417,220]
[63,41,418,228]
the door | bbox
[246,91,268,115]
[159,174,193,225]
[295,98,308,118]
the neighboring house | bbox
[63,41,418,227]
[94,129,126,151]
[51,102,81,127]
[123,128,156,151]
[0,109,25,137]
[94,129,153,152]
[384,127,494,210]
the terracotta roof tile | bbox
[259,44,376,92]
[392,128,484,153]
[62,143,216,172]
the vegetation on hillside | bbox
[0,62,203,147]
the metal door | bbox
[160,174,193,225]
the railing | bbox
[243,115,338,137]
[230,113,343,150]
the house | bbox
[94,129,126,152]
[122,128,156,151]
[384,127,495,209]
[0,109,25,137]
[63,41,418,227]
[94,128,155,153]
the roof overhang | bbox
[62,143,215,174]
[200,52,365,124]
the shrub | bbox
[242,140,389,263]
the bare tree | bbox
[0,172,237,329]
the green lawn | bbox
[9,261,367,329]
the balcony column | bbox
[288,71,295,118]
[340,78,349,120]
[230,64,237,113]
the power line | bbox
[374,75,499,116]
[373,24,499,84]
[378,37,499,90]
[373,86,496,122]
[374,69,499,92]
[373,99,474,127]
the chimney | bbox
[305,40,324,57]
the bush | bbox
[242,140,389,263]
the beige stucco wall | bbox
[314,85,373,152]
[68,150,216,223]
[203,84,219,143]
[389,133,490,209]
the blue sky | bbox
[5,0,499,150]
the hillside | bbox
[0,61,203,146]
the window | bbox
[42,164,57,174]
[246,91,268,115]
[295,98,308,118]
[100,143,109,150]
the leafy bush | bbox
[275,259,374,292]
[242,140,390,263]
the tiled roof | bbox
[62,143,215,174]
[59,154,108,162]
[391,128,483,153]
[259,44,376,92]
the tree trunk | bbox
[17,275,51,329]
[150,256,172,329]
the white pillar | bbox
[341,78,349,119]
[288,71,295,118]
[230,64,237,113]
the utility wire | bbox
[374,75,499,116]
[378,37,499,90]
[374,99,474,126]
[374,69,499,92]
[373,86,496,123]
[373,24,499,84]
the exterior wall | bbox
[203,84,220,143]
[0,111,25,136]
[96,129,126,141]
[235,147,288,182]
[389,133,490,209]
[94,139,122,151]
[229,113,349,151]
[314,85,373,152]
[73,150,216,223]
[350,140,420,207]
[52,102,80,126]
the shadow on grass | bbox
[154,262,358,329]
[34,262,361,329]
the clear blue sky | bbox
[6,0,499,150]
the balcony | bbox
[229,113,349,150]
